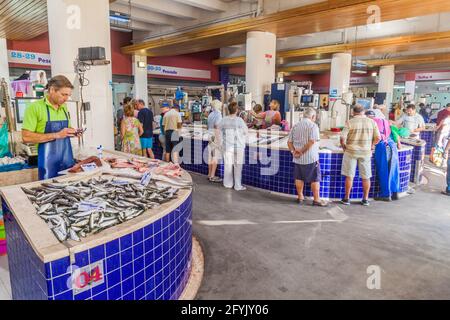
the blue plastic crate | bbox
[0,162,26,173]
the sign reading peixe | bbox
[147,64,211,79]
[7,50,51,66]
[415,72,450,81]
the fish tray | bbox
[0,169,192,263]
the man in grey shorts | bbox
[340,105,381,206]
[288,108,328,207]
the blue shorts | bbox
[140,137,153,149]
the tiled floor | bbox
[0,255,11,300]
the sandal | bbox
[296,198,305,204]
[312,200,329,207]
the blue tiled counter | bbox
[420,129,435,156]
[168,127,414,200]
[401,138,426,184]
[0,173,193,301]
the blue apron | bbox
[375,120,400,198]
[38,105,75,180]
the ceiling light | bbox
[137,61,147,69]
[435,82,450,85]
[371,72,377,77]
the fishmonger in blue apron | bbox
[21,75,80,180]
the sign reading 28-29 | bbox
[7,50,51,66]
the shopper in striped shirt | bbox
[288,108,328,207]
[340,105,381,206]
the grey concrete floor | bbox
[192,164,450,300]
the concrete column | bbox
[245,31,276,106]
[132,55,148,107]
[0,38,10,119]
[378,65,395,116]
[47,0,114,150]
[329,52,352,128]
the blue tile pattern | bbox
[174,136,413,199]
[420,131,434,156]
[402,142,425,184]
[2,194,193,300]
[1,201,48,300]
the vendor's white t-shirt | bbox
[398,113,425,137]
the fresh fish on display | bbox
[23,175,184,243]
[0,156,26,166]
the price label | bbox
[81,163,98,172]
[140,170,152,187]
[78,200,107,212]
[68,262,105,294]
[111,179,130,186]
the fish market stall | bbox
[0,149,194,300]
[153,125,414,199]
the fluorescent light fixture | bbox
[435,82,450,85]
[394,86,405,89]
[137,61,146,68]
[371,72,377,77]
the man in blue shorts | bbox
[136,99,155,159]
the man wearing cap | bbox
[366,110,400,201]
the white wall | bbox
[47,0,114,150]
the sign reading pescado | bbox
[147,64,211,79]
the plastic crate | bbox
[0,162,25,173]
[0,153,26,173]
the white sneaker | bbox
[234,186,247,191]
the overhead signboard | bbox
[147,64,211,79]
[7,50,51,66]
[415,72,450,81]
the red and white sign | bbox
[67,261,105,294]
[415,72,450,81]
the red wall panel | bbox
[229,65,245,76]
[110,30,132,76]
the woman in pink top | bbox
[252,100,282,129]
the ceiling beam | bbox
[122,0,450,56]
[118,0,199,20]
[213,30,450,66]
[277,53,450,74]
[129,20,157,31]
[171,0,227,12]
[110,2,179,26]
